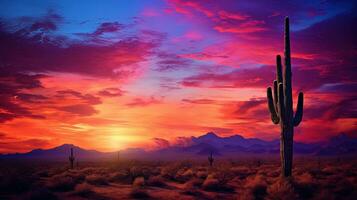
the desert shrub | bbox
[147,175,166,187]
[313,190,335,200]
[130,166,151,180]
[47,167,67,177]
[46,175,76,191]
[130,188,150,199]
[201,174,233,192]
[294,172,317,199]
[185,177,203,188]
[333,179,356,197]
[132,176,145,188]
[231,166,254,179]
[108,171,129,183]
[36,170,49,178]
[150,166,161,176]
[242,174,267,200]
[0,174,34,194]
[85,174,108,185]
[65,171,86,184]
[141,167,152,179]
[175,168,194,183]
[202,174,219,190]
[77,167,96,175]
[73,183,93,196]
[196,170,208,179]
[215,169,235,185]
[320,166,336,176]
[24,187,58,200]
[181,178,204,196]
[160,165,180,180]
[130,166,141,178]
[267,178,297,200]
[160,161,193,181]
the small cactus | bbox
[208,152,214,167]
[256,160,262,167]
[69,147,75,169]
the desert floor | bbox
[0,158,356,200]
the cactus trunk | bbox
[69,148,75,169]
[208,152,214,167]
[281,126,293,176]
[267,17,304,177]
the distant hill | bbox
[0,144,109,160]
[1,132,356,160]
[315,134,357,156]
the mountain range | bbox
[1,132,356,161]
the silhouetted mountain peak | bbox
[227,134,244,140]
[56,143,76,148]
[2,132,356,160]
[330,133,350,142]
[199,132,219,139]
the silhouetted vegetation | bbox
[0,158,356,199]
[266,17,304,177]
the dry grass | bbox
[46,174,76,191]
[85,174,108,185]
[0,158,356,199]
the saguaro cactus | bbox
[208,152,214,167]
[267,17,304,177]
[69,147,75,169]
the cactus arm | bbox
[273,80,278,109]
[278,83,285,124]
[276,55,283,83]
[293,92,304,126]
[267,87,279,124]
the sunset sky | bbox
[0,0,356,153]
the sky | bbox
[0,0,356,153]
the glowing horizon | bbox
[0,0,356,153]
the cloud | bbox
[0,69,46,122]
[182,98,219,104]
[15,93,48,103]
[59,104,98,116]
[214,19,267,34]
[0,134,51,153]
[56,90,102,105]
[217,10,248,20]
[154,52,192,71]
[98,88,124,97]
[235,98,265,115]
[126,96,163,107]
[181,65,274,88]
[152,137,171,149]
[93,22,123,36]
[0,15,161,79]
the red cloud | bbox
[126,96,162,107]
[182,98,219,104]
[152,138,171,149]
[0,133,51,153]
[214,20,267,34]
[217,10,248,20]
[59,104,98,116]
[98,88,124,97]
[181,65,274,88]
[93,22,123,35]
[0,17,161,79]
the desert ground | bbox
[0,158,356,200]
